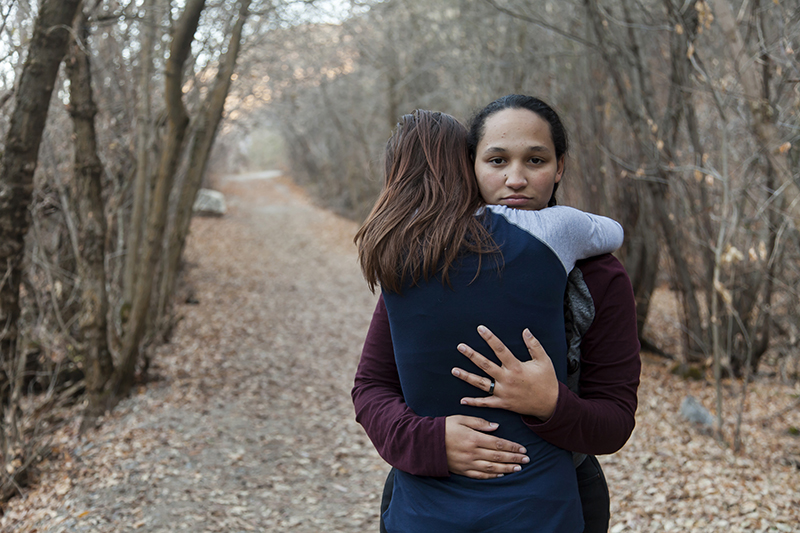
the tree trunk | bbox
[708,0,799,214]
[0,0,82,496]
[661,4,709,358]
[123,0,158,309]
[709,0,791,372]
[650,178,707,357]
[157,0,252,327]
[0,0,81,454]
[111,0,206,402]
[618,180,660,337]
[582,0,661,340]
[67,6,114,422]
[584,0,710,356]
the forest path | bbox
[5,173,387,531]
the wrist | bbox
[525,383,559,421]
[541,381,559,420]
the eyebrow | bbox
[483,145,551,154]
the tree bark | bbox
[583,0,709,355]
[0,0,81,435]
[582,0,662,340]
[708,0,799,213]
[67,5,114,422]
[653,3,708,357]
[157,0,252,327]
[618,180,660,337]
[123,0,158,309]
[708,0,791,372]
[111,0,206,402]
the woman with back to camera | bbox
[353,105,625,532]
[352,95,641,532]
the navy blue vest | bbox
[382,213,583,532]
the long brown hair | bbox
[355,110,497,294]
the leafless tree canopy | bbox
[232,0,799,374]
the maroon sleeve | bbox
[521,254,641,455]
[351,296,450,477]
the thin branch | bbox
[481,0,595,47]
[0,0,15,37]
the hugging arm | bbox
[352,297,529,478]
[488,206,624,268]
[520,255,640,454]
[354,254,640,480]
[455,255,640,454]
[351,298,449,477]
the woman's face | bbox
[474,108,564,211]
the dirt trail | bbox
[2,173,387,532]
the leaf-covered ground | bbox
[2,173,798,532]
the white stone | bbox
[193,188,226,217]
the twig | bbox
[481,0,595,47]
[746,395,800,425]
[32,380,86,420]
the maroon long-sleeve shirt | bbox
[351,254,641,477]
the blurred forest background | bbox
[0,0,799,509]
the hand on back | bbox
[445,415,529,479]
[452,325,559,420]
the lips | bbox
[501,196,532,207]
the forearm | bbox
[523,255,640,454]
[521,376,637,455]
[352,377,448,476]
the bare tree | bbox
[157,0,254,327]
[123,0,159,310]
[112,0,207,402]
[581,0,707,357]
[0,0,82,499]
[243,0,799,379]
[66,1,114,424]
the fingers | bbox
[448,416,528,455]
[454,326,522,391]
[458,394,499,409]
[523,328,547,360]
[461,459,526,479]
[451,366,495,395]
[456,341,500,377]
[476,325,517,366]
[453,414,499,432]
[457,444,531,479]
[445,415,530,479]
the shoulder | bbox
[575,254,634,306]
[576,253,627,278]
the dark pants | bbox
[379,455,610,533]
[575,455,611,533]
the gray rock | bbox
[680,395,715,427]
[193,188,226,217]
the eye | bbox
[529,157,545,165]
[488,157,506,165]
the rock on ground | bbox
[193,188,227,217]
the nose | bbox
[505,166,527,190]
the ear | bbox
[554,155,565,184]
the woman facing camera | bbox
[353,106,625,532]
